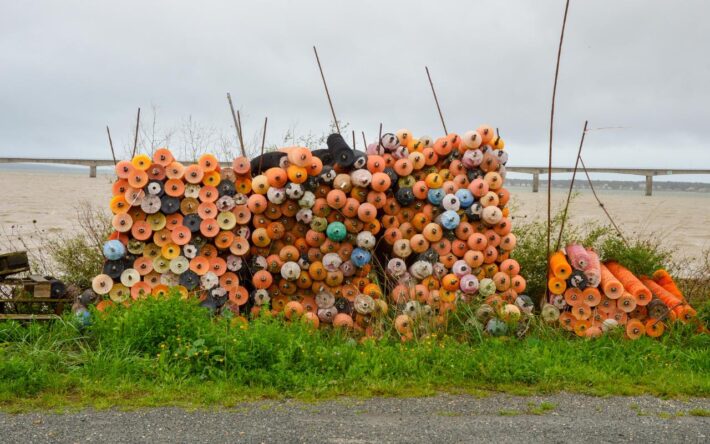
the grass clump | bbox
[598,235,672,277]
[527,401,556,415]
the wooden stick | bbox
[425,66,448,135]
[131,107,141,158]
[313,46,340,134]
[236,110,245,155]
[546,0,571,304]
[227,93,246,157]
[106,126,117,166]
[555,120,588,251]
[378,123,383,150]
[361,131,368,149]
[352,130,356,150]
[259,117,268,172]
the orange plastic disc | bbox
[626,318,645,340]
[133,256,154,275]
[229,286,249,305]
[131,220,152,241]
[165,213,184,231]
[115,160,134,179]
[146,164,166,181]
[563,288,583,306]
[113,179,130,196]
[189,256,210,275]
[153,148,174,167]
[127,169,149,189]
[232,156,250,175]
[171,225,192,245]
[198,153,219,172]
[645,319,665,338]
[202,170,221,187]
[161,243,180,260]
[153,228,172,247]
[131,281,152,300]
[112,213,133,233]
[184,164,204,184]
[574,320,591,337]
[199,218,219,238]
[229,236,250,256]
[165,179,185,197]
[583,288,602,306]
[152,284,170,297]
[617,293,637,313]
[215,231,235,250]
[110,195,130,214]
[198,185,219,203]
[559,312,576,331]
[209,257,227,276]
[200,244,218,258]
[198,202,218,219]
[165,161,185,179]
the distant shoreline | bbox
[2,163,709,193]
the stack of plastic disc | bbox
[244,137,387,334]
[545,245,698,339]
[92,149,251,317]
[361,127,528,340]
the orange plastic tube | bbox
[641,277,696,323]
[549,251,572,280]
[599,263,623,299]
[605,262,652,302]
[548,274,567,295]
[652,269,685,301]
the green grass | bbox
[0,295,709,412]
[688,408,710,417]
[527,401,556,415]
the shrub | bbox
[598,235,673,277]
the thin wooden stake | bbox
[131,108,141,158]
[555,120,588,251]
[361,131,368,149]
[106,126,117,166]
[236,111,245,155]
[259,117,268,172]
[227,93,246,157]
[425,66,448,135]
[313,46,340,134]
[378,123,383,150]
[546,0,571,303]
[352,130,356,150]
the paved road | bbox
[1,393,708,443]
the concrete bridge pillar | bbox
[89,165,97,178]
[645,175,653,196]
[532,173,539,193]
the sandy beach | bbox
[0,170,708,264]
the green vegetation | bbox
[0,294,708,412]
[1,204,708,412]
[527,401,556,415]
[511,205,709,307]
[688,408,710,417]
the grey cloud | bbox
[0,0,708,180]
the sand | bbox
[0,171,708,264]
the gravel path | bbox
[1,393,708,443]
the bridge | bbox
[1,157,709,196]
[505,167,710,196]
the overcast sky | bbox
[1,0,708,181]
